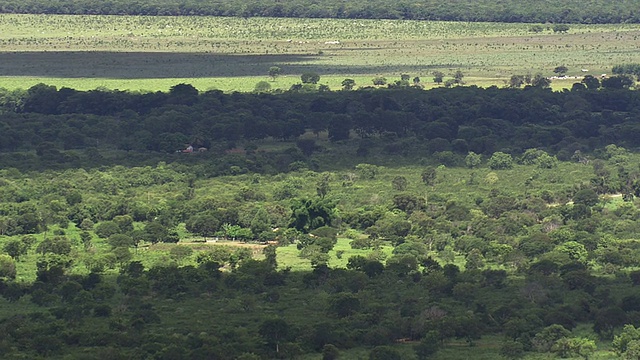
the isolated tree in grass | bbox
[554,65,568,76]
[341,78,356,90]
[268,66,281,81]
[453,70,465,85]
[254,81,271,93]
[432,71,445,84]
[372,76,387,86]
[0,255,16,280]
[301,72,320,84]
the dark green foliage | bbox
[301,72,321,84]
[94,221,121,238]
[369,346,401,360]
[601,75,635,89]
[289,198,335,233]
[0,255,17,280]
[36,236,72,256]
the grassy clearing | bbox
[0,14,638,91]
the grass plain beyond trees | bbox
[0,14,638,91]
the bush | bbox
[488,152,514,170]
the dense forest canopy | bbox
[1,80,640,172]
[2,82,640,358]
[0,0,640,23]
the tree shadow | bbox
[0,51,437,78]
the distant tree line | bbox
[0,0,639,23]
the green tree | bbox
[329,292,360,318]
[301,72,320,84]
[573,189,599,207]
[421,167,437,185]
[392,176,408,191]
[554,65,569,76]
[107,233,135,248]
[186,213,221,239]
[356,163,379,180]
[268,66,281,81]
[94,220,120,238]
[531,73,551,88]
[465,152,482,168]
[415,330,441,359]
[601,75,635,89]
[613,325,640,357]
[322,344,340,360]
[259,318,290,354]
[488,152,514,170]
[509,75,525,88]
[532,324,571,352]
[454,70,465,85]
[254,81,272,93]
[0,254,16,280]
[552,337,596,359]
[341,78,356,90]
[36,236,72,255]
[465,248,485,270]
[3,239,28,260]
[372,76,387,86]
[432,71,445,84]
[582,75,601,89]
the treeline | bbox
[0,0,639,23]
[1,80,640,172]
[2,250,640,359]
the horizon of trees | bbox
[0,0,638,24]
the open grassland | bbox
[0,14,638,91]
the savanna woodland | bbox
[3,1,640,360]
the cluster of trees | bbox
[1,76,639,173]
[0,0,639,23]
